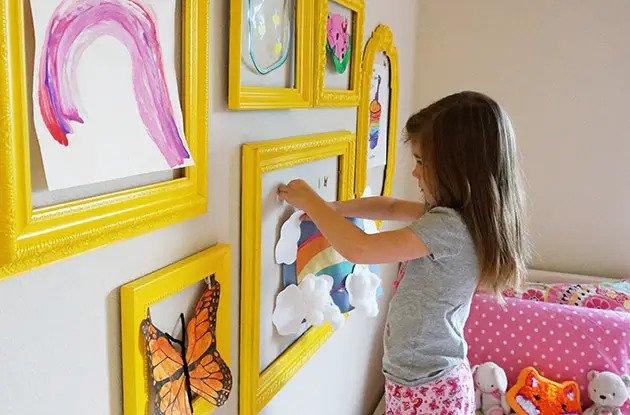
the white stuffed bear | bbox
[583,370,630,415]
[472,362,510,415]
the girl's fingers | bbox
[278,185,290,195]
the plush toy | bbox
[472,362,510,415]
[507,367,582,415]
[583,370,630,415]
[346,265,381,318]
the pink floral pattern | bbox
[502,279,630,313]
[385,362,475,415]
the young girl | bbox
[278,91,528,414]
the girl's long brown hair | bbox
[405,91,529,295]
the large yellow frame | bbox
[355,25,399,199]
[240,131,355,414]
[313,0,365,107]
[228,0,314,110]
[120,244,232,415]
[0,1,209,280]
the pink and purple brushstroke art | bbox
[37,0,189,168]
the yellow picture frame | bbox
[313,0,365,107]
[0,0,209,280]
[228,0,314,110]
[120,244,232,415]
[240,131,355,414]
[355,25,399,200]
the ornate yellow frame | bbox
[120,244,232,415]
[313,0,365,107]
[228,0,314,110]
[0,0,209,279]
[240,131,355,414]
[355,25,399,199]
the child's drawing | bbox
[326,13,351,74]
[248,0,291,75]
[367,61,390,168]
[31,0,192,190]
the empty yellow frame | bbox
[228,0,314,110]
[120,244,232,415]
[313,0,365,107]
[355,25,399,200]
[0,0,209,280]
[240,131,355,414]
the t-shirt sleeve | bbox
[408,207,465,260]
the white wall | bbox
[0,1,422,414]
[413,0,630,278]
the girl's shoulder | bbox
[409,207,472,260]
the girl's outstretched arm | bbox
[329,197,425,222]
[279,180,430,264]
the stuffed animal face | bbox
[507,368,582,415]
[588,371,630,409]
[473,362,508,394]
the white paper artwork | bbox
[274,210,304,265]
[367,61,390,168]
[272,274,344,335]
[31,0,193,190]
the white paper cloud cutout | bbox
[275,210,303,265]
[346,264,382,318]
[272,274,344,335]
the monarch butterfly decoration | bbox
[141,277,232,414]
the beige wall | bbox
[411,1,630,278]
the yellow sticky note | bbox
[274,42,282,55]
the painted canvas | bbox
[367,60,390,168]
[31,0,193,190]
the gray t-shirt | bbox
[383,207,479,387]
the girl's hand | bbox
[278,180,323,212]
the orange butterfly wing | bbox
[141,318,192,415]
[185,278,233,406]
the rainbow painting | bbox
[282,218,380,313]
[368,74,382,151]
[31,0,192,189]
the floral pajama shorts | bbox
[385,362,476,415]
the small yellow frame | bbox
[0,1,209,279]
[313,0,365,107]
[228,0,314,110]
[240,131,355,414]
[355,25,399,199]
[120,244,232,415]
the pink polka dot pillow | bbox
[465,293,630,410]
[502,279,630,312]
